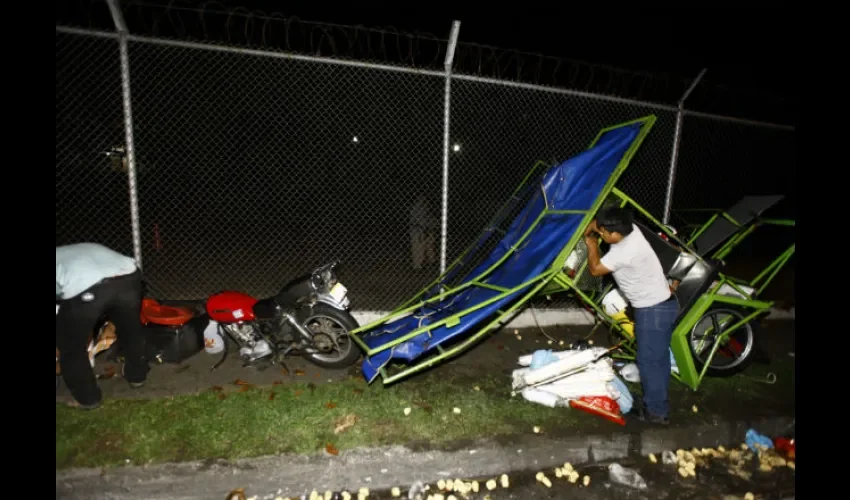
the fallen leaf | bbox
[334,414,357,434]
[238,384,256,393]
[217,393,227,400]
[413,400,433,412]
[353,388,364,395]
[497,345,504,350]
[295,369,306,376]
[227,488,246,500]
[272,380,284,385]
[325,402,337,409]
[315,373,322,378]
[280,367,289,376]
[294,390,303,397]
[268,392,276,401]
[210,385,224,392]
[325,443,339,455]
[234,379,251,386]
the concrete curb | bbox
[351,307,795,329]
[55,415,794,500]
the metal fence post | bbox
[662,68,707,225]
[440,21,461,275]
[106,0,143,268]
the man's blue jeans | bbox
[633,296,679,418]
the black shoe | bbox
[121,364,146,389]
[636,407,670,426]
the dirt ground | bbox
[57,318,796,420]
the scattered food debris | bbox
[535,472,552,488]
[500,474,509,488]
[453,407,461,414]
[533,426,541,433]
[334,414,357,434]
[692,405,699,413]
[582,475,590,487]
[649,453,657,463]
[404,407,412,416]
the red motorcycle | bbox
[140,261,362,371]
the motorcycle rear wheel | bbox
[299,304,362,369]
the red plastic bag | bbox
[774,437,795,460]
[569,396,626,426]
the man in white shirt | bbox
[583,207,679,425]
[56,243,149,409]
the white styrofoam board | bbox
[351,306,794,329]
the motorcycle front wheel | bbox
[298,304,362,369]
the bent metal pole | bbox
[662,68,706,226]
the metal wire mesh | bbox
[56,26,794,313]
[56,31,132,255]
[126,40,445,307]
[447,77,677,308]
[673,116,796,213]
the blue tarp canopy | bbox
[360,123,642,383]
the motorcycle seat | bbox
[140,297,195,326]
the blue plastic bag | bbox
[745,429,774,452]
[608,376,634,414]
[529,349,559,369]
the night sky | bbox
[56,2,795,303]
[273,6,793,96]
[57,2,794,114]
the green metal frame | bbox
[349,116,657,385]
[574,189,795,390]
[672,206,796,297]
[349,114,794,391]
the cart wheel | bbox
[688,307,759,377]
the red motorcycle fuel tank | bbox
[206,291,259,323]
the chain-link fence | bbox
[56,31,131,256]
[56,18,795,311]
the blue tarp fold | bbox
[360,124,642,382]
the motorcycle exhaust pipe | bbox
[282,312,314,341]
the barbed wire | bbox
[55,0,792,123]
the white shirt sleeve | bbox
[600,245,629,272]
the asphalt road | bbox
[317,453,796,500]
